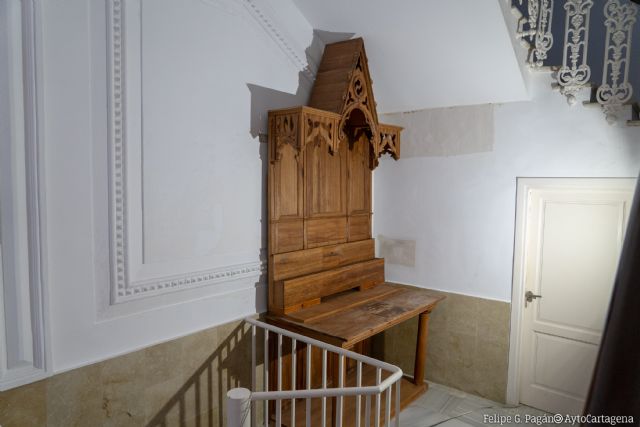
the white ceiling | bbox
[293,0,529,113]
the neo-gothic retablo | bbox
[266,38,444,423]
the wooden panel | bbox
[273,239,375,281]
[348,214,371,242]
[270,143,303,220]
[282,259,385,309]
[305,137,347,218]
[305,217,347,248]
[271,221,304,254]
[347,134,371,215]
[268,109,303,222]
[271,281,321,315]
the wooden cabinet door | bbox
[305,141,347,218]
[269,111,304,254]
[347,135,372,215]
[347,135,372,241]
[304,141,347,248]
[270,142,303,221]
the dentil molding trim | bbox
[241,0,316,80]
[106,0,263,303]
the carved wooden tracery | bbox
[270,111,300,163]
[270,39,398,169]
[269,108,342,164]
[304,110,340,153]
[379,123,402,160]
[267,38,402,313]
[338,56,381,153]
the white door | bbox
[517,178,635,415]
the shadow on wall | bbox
[146,30,357,426]
[145,321,263,427]
[247,29,356,139]
[247,29,354,313]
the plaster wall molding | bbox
[106,0,266,303]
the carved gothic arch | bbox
[269,38,402,170]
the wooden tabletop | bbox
[266,282,444,348]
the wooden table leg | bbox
[413,310,430,386]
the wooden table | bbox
[266,282,444,425]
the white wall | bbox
[0,0,48,390]
[11,0,639,384]
[34,0,316,373]
[373,71,640,302]
[293,0,530,113]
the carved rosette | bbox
[597,0,638,124]
[530,0,554,67]
[270,112,300,163]
[557,0,593,105]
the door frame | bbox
[506,177,636,405]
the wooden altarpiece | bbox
[266,38,443,425]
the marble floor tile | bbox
[396,382,572,427]
[399,405,452,427]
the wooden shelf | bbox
[267,283,444,348]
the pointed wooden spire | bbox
[308,38,383,162]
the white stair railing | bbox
[509,0,640,124]
[557,0,593,105]
[597,0,638,124]
[530,0,555,67]
[227,317,403,427]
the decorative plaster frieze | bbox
[107,0,129,299]
[106,0,263,303]
[119,262,265,299]
[242,0,316,81]
[596,0,637,124]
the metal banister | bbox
[227,317,404,427]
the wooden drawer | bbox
[271,220,304,254]
[273,239,375,281]
[279,258,385,312]
[305,217,347,248]
[348,215,371,241]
